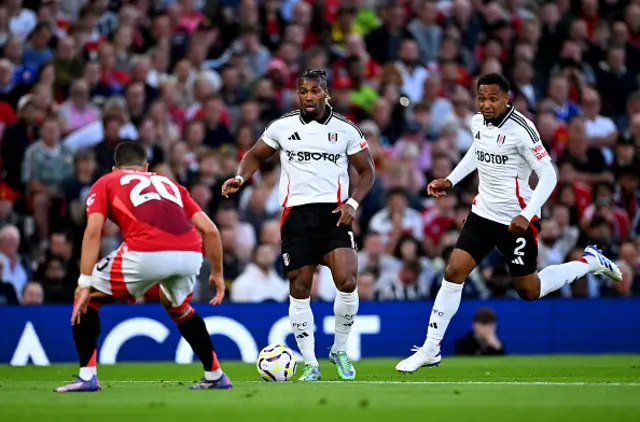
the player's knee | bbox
[289,278,311,299]
[335,274,356,293]
[516,286,539,301]
[444,264,468,284]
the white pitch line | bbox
[5,380,640,387]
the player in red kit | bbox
[55,142,231,393]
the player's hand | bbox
[509,215,529,234]
[427,179,452,197]
[208,273,225,305]
[221,177,243,198]
[333,204,356,226]
[71,287,91,325]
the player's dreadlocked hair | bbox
[298,69,331,104]
[298,68,328,87]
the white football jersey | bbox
[261,108,368,207]
[463,105,552,225]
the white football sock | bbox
[79,366,97,380]
[333,289,359,352]
[204,369,223,381]
[538,261,590,298]
[422,280,463,355]
[289,296,318,366]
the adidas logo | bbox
[296,332,309,339]
[288,132,301,140]
[511,256,524,265]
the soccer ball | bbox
[257,344,297,382]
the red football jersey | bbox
[86,170,203,253]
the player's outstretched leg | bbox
[162,292,232,390]
[396,249,476,374]
[533,245,622,299]
[288,266,321,381]
[325,249,359,380]
[55,291,107,392]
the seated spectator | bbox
[58,79,101,134]
[36,255,74,303]
[230,243,288,303]
[62,97,138,152]
[215,201,256,261]
[454,307,506,356]
[369,188,424,250]
[0,258,19,305]
[357,270,378,301]
[0,225,29,301]
[22,116,74,243]
[21,281,44,306]
[581,183,630,243]
[64,150,98,228]
[357,231,401,279]
[377,235,433,301]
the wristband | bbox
[345,198,359,211]
[234,175,244,185]
[78,274,93,288]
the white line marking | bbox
[5,380,640,387]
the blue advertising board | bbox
[2,299,639,365]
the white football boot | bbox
[395,346,441,374]
[583,245,622,282]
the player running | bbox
[55,142,231,392]
[396,73,622,373]
[222,69,375,381]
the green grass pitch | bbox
[1,355,640,421]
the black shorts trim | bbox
[455,212,540,277]
[280,203,355,272]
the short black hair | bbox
[298,68,328,87]
[477,72,510,94]
[114,141,148,167]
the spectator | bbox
[58,79,101,134]
[215,201,256,261]
[0,258,19,305]
[454,307,506,356]
[21,23,53,68]
[369,188,424,249]
[21,115,74,243]
[0,224,29,300]
[582,87,618,165]
[357,270,378,301]
[1,95,39,194]
[230,243,288,303]
[21,281,44,305]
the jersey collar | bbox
[483,103,514,128]
[299,105,333,125]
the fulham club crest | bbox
[497,134,506,145]
[283,253,290,266]
[328,132,338,143]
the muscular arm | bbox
[446,143,477,186]
[347,148,376,204]
[236,139,277,182]
[191,211,223,276]
[80,213,105,277]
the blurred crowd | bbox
[0,0,639,306]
